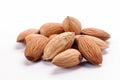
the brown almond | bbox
[77,35,102,65]
[43,32,75,60]
[17,28,40,43]
[84,35,108,50]
[81,28,110,40]
[48,34,58,42]
[40,23,64,37]
[25,34,48,61]
[63,16,82,35]
[52,49,82,68]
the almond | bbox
[84,35,108,50]
[63,16,82,35]
[52,49,82,68]
[76,35,102,65]
[17,28,40,43]
[25,34,48,61]
[40,23,64,37]
[48,34,58,42]
[43,32,75,60]
[81,28,110,40]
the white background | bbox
[0,0,120,80]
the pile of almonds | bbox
[17,16,110,68]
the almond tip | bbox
[26,56,34,61]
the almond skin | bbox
[48,34,58,42]
[76,35,102,65]
[84,35,108,50]
[52,49,82,68]
[25,34,48,61]
[63,16,82,35]
[17,28,40,43]
[40,23,64,37]
[81,28,110,41]
[43,32,75,60]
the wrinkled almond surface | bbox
[48,34,58,42]
[84,35,108,50]
[40,23,64,37]
[17,28,40,43]
[43,32,75,60]
[77,35,102,65]
[25,34,48,61]
[81,28,110,40]
[63,16,82,35]
[52,49,82,68]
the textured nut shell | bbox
[63,16,82,35]
[40,23,64,37]
[81,28,110,40]
[84,35,108,50]
[43,32,75,60]
[52,49,82,68]
[17,28,40,42]
[25,34,48,61]
[48,34,58,42]
[77,35,102,65]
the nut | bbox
[63,16,82,35]
[25,34,48,61]
[52,49,82,68]
[48,34,58,42]
[17,28,40,43]
[84,35,108,50]
[77,35,102,65]
[40,23,64,37]
[43,32,75,60]
[81,28,110,40]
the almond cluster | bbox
[17,16,110,68]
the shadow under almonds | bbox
[23,60,36,66]
[102,50,109,55]
[41,60,53,66]
[23,59,41,66]
[14,43,25,52]
[15,43,25,49]
[51,65,81,75]
[80,61,101,68]
[106,40,110,45]
[51,61,101,75]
